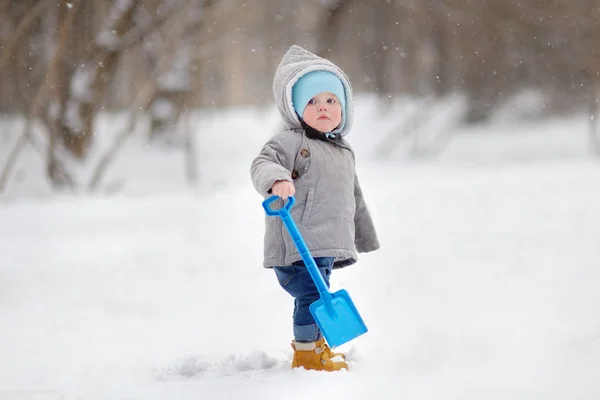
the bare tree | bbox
[0,0,77,193]
[88,0,215,190]
[58,0,138,159]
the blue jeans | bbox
[274,257,334,342]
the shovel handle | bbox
[262,194,295,216]
[262,195,330,296]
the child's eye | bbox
[327,98,336,104]
[308,98,316,105]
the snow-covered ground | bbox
[1,95,600,399]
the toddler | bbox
[250,45,380,371]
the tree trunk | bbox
[60,0,137,159]
[47,0,78,186]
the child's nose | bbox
[318,103,327,111]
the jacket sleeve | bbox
[354,173,380,253]
[250,131,299,197]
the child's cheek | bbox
[303,107,316,121]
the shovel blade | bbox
[309,289,368,348]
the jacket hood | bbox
[272,45,354,137]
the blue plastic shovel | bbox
[262,195,368,348]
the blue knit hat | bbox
[292,70,346,131]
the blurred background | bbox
[1,0,599,197]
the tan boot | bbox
[291,339,348,371]
[315,338,346,360]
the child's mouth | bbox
[318,116,329,120]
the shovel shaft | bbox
[262,196,330,296]
[280,210,331,296]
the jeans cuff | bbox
[294,323,323,342]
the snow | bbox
[1,95,600,399]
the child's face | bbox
[302,92,342,133]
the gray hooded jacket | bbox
[251,45,380,268]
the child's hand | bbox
[271,180,295,200]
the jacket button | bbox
[300,148,310,158]
[291,170,299,179]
